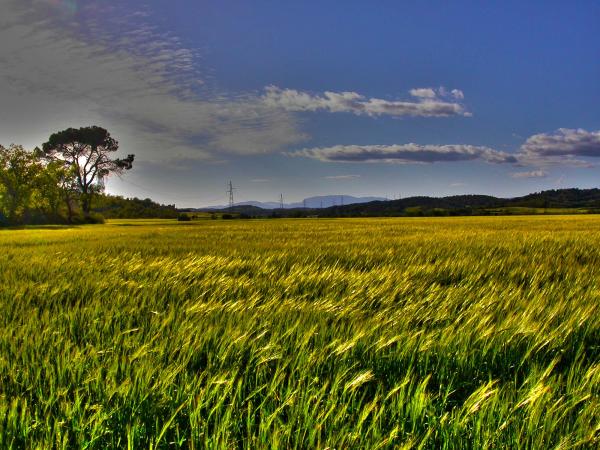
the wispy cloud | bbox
[263,86,470,118]
[449,182,467,187]
[324,174,361,180]
[0,0,304,162]
[250,178,270,183]
[510,170,548,178]
[291,144,516,164]
[291,128,600,169]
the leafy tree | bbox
[0,144,44,224]
[42,126,134,216]
[36,158,79,223]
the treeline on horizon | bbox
[91,188,600,221]
[314,188,600,217]
[195,188,600,219]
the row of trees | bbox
[0,126,134,226]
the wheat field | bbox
[0,216,599,448]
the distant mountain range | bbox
[185,189,600,217]
[200,195,386,210]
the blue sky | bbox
[1,0,599,206]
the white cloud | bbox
[409,87,464,100]
[451,89,464,100]
[290,144,516,164]
[409,88,437,99]
[0,0,305,162]
[510,170,548,178]
[263,86,470,118]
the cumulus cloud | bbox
[290,144,516,164]
[0,0,305,162]
[510,170,548,178]
[409,88,437,99]
[263,86,470,118]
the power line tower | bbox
[227,181,235,209]
[280,193,284,209]
[340,195,344,206]
[303,199,306,209]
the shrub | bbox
[69,213,105,224]
[85,213,105,224]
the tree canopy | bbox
[0,145,45,224]
[42,126,134,215]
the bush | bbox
[177,213,192,222]
[69,213,105,224]
[405,207,424,217]
[85,213,105,224]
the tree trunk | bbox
[64,194,74,223]
[81,193,91,217]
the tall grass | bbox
[0,216,598,448]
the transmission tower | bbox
[340,195,344,206]
[280,193,284,209]
[227,181,235,209]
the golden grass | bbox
[0,216,598,448]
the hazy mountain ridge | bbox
[188,189,600,216]
[201,195,387,210]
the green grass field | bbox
[1,217,599,448]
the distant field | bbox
[483,207,591,215]
[1,217,599,448]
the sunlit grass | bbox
[0,216,599,448]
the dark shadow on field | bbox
[111,222,192,227]
[0,225,81,231]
